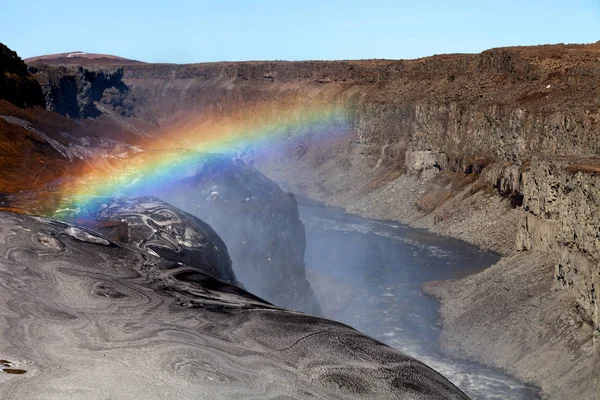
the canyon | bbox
[5,41,600,398]
[0,42,472,399]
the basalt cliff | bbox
[23,41,600,399]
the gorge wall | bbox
[28,64,135,118]
[28,42,600,399]
[518,158,600,329]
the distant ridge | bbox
[25,51,145,66]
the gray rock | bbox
[71,196,238,286]
[0,210,469,400]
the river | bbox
[300,202,540,400]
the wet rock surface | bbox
[70,196,238,286]
[0,210,469,399]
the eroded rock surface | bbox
[71,196,237,286]
[518,158,600,331]
[424,252,599,400]
[0,210,469,400]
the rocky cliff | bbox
[0,43,43,108]
[28,64,135,118]
[0,46,77,203]
[518,158,600,329]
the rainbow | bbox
[53,101,352,218]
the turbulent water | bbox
[300,203,541,400]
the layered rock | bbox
[114,43,600,162]
[518,158,600,330]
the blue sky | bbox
[2,0,599,63]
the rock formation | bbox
[0,210,470,399]
[71,196,238,286]
[145,154,321,315]
[518,158,600,328]
[45,147,321,314]
[0,43,43,108]
[28,65,135,118]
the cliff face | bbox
[28,65,135,118]
[120,43,600,162]
[0,45,75,205]
[518,158,600,329]
[0,43,44,107]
